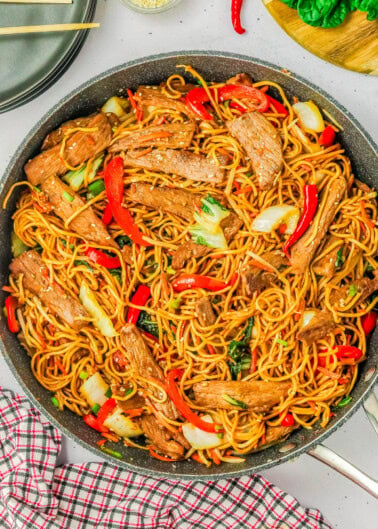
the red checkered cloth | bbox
[0,388,333,529]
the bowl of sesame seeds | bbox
[120,0,183,14]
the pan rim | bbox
[0,50,377,480]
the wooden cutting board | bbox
[263,0,378,75]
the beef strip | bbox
[312,237,343,278]
[42,115,94,150]
[136,86,195,117]
[123,149,225,184]
[240,252,286,296]
[196,297,216,327]
[297,310,337,346]
[25,113,112,186]
[121,324,177,420]
[41,176,117,249]
[330,272,378,309]
[10,250,88,330]
[262,425,296,447]
[226,112,283,190]
[290,176,347,274]
[116,395,145,411]
[109,121,195,153]
[127,183,202,221]
[171,212,243,270]
[138,415,188,459]
[226,73,254,87]
[193,380,291,412]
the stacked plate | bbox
[0,0,97,113]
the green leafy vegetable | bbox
[115,235,132,248]
[352,0,378,20]
[63,156,103,192]
[110,268,122,284]
[228,317,254,379]
[105,387,112,398]
[223,394,248,409]
[74,260,94,272]
[137,310,159,337]
[189,194,230,250]
[11,230,29,257]
[92,403,101,415]
[87,179,105,199]
[335,248,344,268]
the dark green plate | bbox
[0,0,96,113]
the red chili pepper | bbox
[97,398,117,427]
[319,125,335,147]
[166,369,222,433]
[280,412,295,427]
[127,284,151,325]
[5,296,19,333]
[231,0,245,34]
[172,274,228,293]
[185,84,269,121]
[283,185,318,257]
[361,312,377,336]
[102,203,113,226]
[85,247,121,269]
[334,345,363,361]
[83,413,109,433]
[104,157,149,247]
[268,96,289,116]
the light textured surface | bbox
[0,1,377,528]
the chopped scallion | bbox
[92,403,101,415]
[79,371,89,380]
[105,387,112,399]
[335,248,344,269]
[62,191,74,203]
[276,338,288,346]
[349,284,359,297]
[166,265,176,275]
[51,397,59,408]
[124,387,134,397]
[87,179,105,199]
[336,396,352,408]
[223,394,248,409]
[99,445,123,459]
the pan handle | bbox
[363,392,378,436]
[308,444,378,499]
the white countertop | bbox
[0,1,377,527]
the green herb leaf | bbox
[137,311,159,338]
[228,317,254,379]
[223,394,248,409]
[115,235,133,248]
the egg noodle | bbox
[5,67,377,467]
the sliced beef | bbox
[240,252,286,296]
[136,86,195,117]
[297,310,337,346]
[196,297,216,327]
[290,176,347,274]
[121,324,177,420]
[330,272,378,309]
[41,176,117,249]
[117,395,145,411]
[10,250,88,330]
[121,245,134,265]
[312,237,343,278]
[138,415,188,459]
[171,212,242,270]
[226,112,283,190]
[226,73,254,87]
[123,149,225,184]
[193,380,291,412]
[25,113,112,186]
[127,183,202,222]
[263,425,296,447]
[109,121,195,153]
[41,115,94,151]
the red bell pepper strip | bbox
[268,96,289,116]
[186,84,269,120]
[229,101,248,114]
[127,284,151,325]
[318,345,363,367]
[283,185,318,257]
[280,412,295,427]
[104,157,149,247]
[172,274,228,293]
[83,413,109,433]
[166,369,222,433]
[319,125,335,147]
[102,203,113,226]
[85,247,121,269]
[97,397,117,427]
[5,296,19,333]
[361,312,377,336]
[231,0,245,34]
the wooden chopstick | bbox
[0,1,72,4]
[0,22,100,35]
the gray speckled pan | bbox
[0,52,377,489]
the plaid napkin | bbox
[0,388,332,529]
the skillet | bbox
[0,51,377,494]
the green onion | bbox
[335,248,344,269]
[87,179,105,199]
[60,239,74,250]
[124,387,134,397]
[79,371,89,380]
[166,266,176,275]
[336,396,352,408]
[92,403,101,415]
[217,432,224,439]
[110,268,122,284]
[349,284,359,297]
[33,186,41,193]
[223,394,248,409]
[99,445,123,459]
[62,191,74,203]
[276,338,288,346]
[74,260,93,272]
[167,297,182,310]
[105,387,112,399]
[51,397,59,408]
[115,235,132,248]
